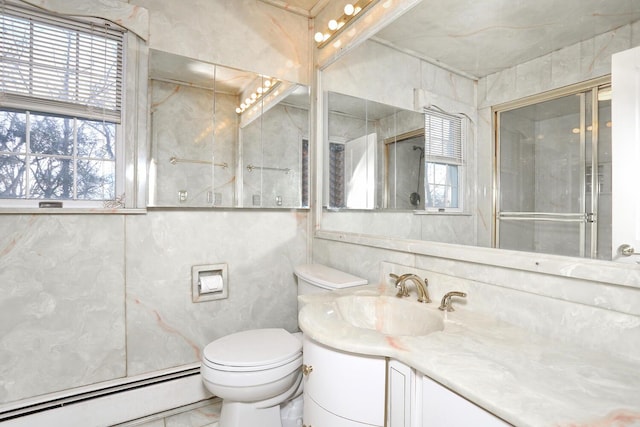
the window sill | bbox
[413,210,471,216]
[0,208,147,215]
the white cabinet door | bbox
[420,375,510,427]
[612,46,640,262]
[387,359,415,427]
[302,336,385,426]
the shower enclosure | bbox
[495,78,612,259]
[385,130,425,210]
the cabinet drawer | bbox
[302,336,385,425]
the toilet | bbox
[200,264,367,427]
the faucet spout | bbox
[390,273,431,303]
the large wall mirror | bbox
[317,0,640,264]
[148,49,309,208]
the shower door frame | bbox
[493,76,611,258]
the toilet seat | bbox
[203,328,302,372]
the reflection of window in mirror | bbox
[424,109,464,211]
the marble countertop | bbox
[298,284,640,427]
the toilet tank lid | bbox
[294,264,367,289]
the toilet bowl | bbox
[200,264,367,427]
[201,328,303,427]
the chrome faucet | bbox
[438,291,467,312]
[389,273,431,303]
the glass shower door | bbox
[496,83,611,259]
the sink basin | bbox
[335,295,444,336]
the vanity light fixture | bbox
[314,0,377,48]
[235,78,280,114]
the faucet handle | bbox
[389,273,410,297]
[438,291,467,312]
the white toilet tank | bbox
[294,264,367,296]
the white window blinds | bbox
[0,2,124,123]
[424,108,463,164]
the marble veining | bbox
[298,283,640,427]
[125,210,306,376]
[0,215,126,403]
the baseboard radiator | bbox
[0,363,212,427]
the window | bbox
[424,108,464,210]
[0,2,124,207]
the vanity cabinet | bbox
[302,336,385,426]
[387,360,510,427]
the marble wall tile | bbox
[551,43,583,88]
[150,81,232,207]
[475,106,493,247]
[482,21,638,109]
[125,210,307,375]
[515,54,552,99]
[0,215,126,403]
[584,25,632,78]
[323,40,422,111]
[130,0,309,85]
[479,67,517,108]
[242,104,309,208]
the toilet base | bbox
[219,401,282,427]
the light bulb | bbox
[314,32,324,43]
[328,19,338,31]
[264,80,272,88]
[245,98,251,105]
[235,107,242,114]
[344,3,355,15]
[251,93,257,100]
[257,87,264,94]
[240,103,246,109]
